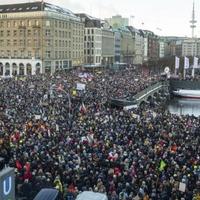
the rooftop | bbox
[0,1,77,18]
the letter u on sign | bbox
[3,176,12,196]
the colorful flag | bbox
[57,83,64,91]
[159,160,166,171]
[72,89,77,96]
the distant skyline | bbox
[1,0,199,37]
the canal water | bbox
[167,97,200,117]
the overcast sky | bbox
[1,0,199,37]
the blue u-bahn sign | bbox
[0,167,15,200]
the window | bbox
[7,50,11,57]
[14,50,17,57]
[27,30,31,36]
[45,30,50,37]
[13,30,17,36]
[35,50,40,58]
[27,39,31,46]
[7,40,10,46]
[19,40,24,46]
[35,20,39,26]
[13,40,17,46]
[7,30,10,36]
[0,31,3,37]
[27,20,31,26]
[7,21,11,28]
[45,51,51,58]
[46,39,51,46]
[28,51,32,57]
[0,21,3,28]
[46,20,50,26]
[13,21,17,27]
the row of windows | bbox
[55,20,83,29]
[0,50,40,58]
[0,50,83,60]
[0,20,42,28]
[84,49,101,55]
[85,56,101,63]
[0,38,84,48]
[0,29,40,37]
[0,39,40,46]
[0,19,85,30]
[0,29,83,39]
[55,51,83,59]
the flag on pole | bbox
[175,56,180,69]
[193,57,199,68]
[184,57,190,69]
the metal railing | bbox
[134,81,168,102]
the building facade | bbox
[142,30,159,62]
[105,15,129,29]
[77,14,102,67]
[119,27,135,65]
[78,14,114,67]
[0,2,84,76]
[101,21,115,67]
[113,30,121,62]
[182,38,200,56]
[127,26,144,65]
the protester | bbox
[0,68,199,200]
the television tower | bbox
[190,1,197,38]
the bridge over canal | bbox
[134,81,169,106]
[109,81,169,108]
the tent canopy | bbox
[76,191,108,200]
[33,188,59,200]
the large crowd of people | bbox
[0,68,200,200]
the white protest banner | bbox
[77,83,86,91]
[179,182,186,192]
[35,115,41,120]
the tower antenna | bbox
[190,1,197,38]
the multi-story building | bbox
[159,39,165,58]
[142,30,159,62]
[113,30,121,62]
[105,15,129,29]
[77,13,102,67]
[182,38,200,56]
[0,1,84,76]
[127,26,144,65]
[77,14,114,67]
[101,21,114,67]
[119,27,135,65]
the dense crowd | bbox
[0,68,200,200]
